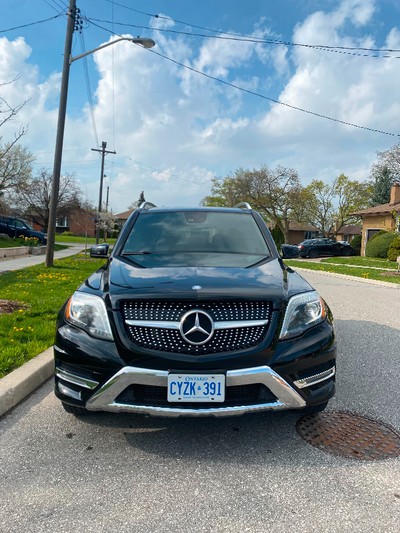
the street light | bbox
[45,0,155,267]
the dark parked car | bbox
[54,203,336,418]
[281,244,300,258]
[298,238,352,258]
[0,215,47,244]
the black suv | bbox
[54,203,336,417]
[0,215,47,244]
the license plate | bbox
[167,373,225,402]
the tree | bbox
[127,190,146,210]
[13,169,82,229]
[292,180,335,237]
[202,166,302,243]
[333,174,373,231]
[293,175,372,236]
[0,140,34,195]
[0,79,32,195]
[370,165,392,206]
[97,210,117,241]
[372,143,400,183]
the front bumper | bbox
[55,363,335,417]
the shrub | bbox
[387,236,400,261]
[350,234,361,256]
[365,231,397,258]
[270,225,284,251]
[62,231,75,236]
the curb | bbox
[0,347,54,417]
[291,266,400,288]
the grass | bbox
[0,237,67,251]
[55,235,117,244]
[285,258,400,284]
[320,256,398,269]
[0,254,106,378]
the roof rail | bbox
[234,202,252,209]
[139,201,157,210]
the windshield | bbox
[120,211,271,268]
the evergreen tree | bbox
[371,166,392,206]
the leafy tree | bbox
[0,140,34,195]
[333,174,373,231]
[127,190,146,210]
[370,165,392,206]
[97,210,117,241]
[202,166,301,243]
[13,169,82,229]
[292,180,334,237]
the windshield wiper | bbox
[122,251,152,255]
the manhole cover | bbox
[296,411,400,461]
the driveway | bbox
[0,270,399,533]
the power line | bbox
[86,19,399,138]
[79,32,100,147]
[0,14,64,33]
[101,0,400,54]
[86,17,400,59]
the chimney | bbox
[390,183,400,205]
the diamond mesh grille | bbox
[120,300,272,354]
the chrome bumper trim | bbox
[293,366,336,389]
[55,368,99,390]
[58,382,82,401]
[85,365,306,417]
[125,319,269,330]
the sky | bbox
[1,0,400,215]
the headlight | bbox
[66,292,113,340]
[279,291,326,340]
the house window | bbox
[56,217,69,227]
[366,229,380,242]
[304,231,316,239]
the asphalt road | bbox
[0,270,399,533]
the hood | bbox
[97,257,312,308]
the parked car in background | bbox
[0,215,47,244]
[281,244,300,258]
[54,203,336,419]
[298,238,352,258]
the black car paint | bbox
[298,238,352,258]
[54,207,336,412]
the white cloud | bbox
[1,0,399,215]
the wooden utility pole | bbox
[45,0,76,267]
[91,141,115,244]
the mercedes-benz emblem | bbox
[179,309,214,345]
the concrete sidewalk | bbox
[0,242,85,273]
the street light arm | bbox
[70,37,155,63]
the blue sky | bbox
[1,0,400,213]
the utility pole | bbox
[91,141,116,244]
[105,185,109,211]
[45,0,76,267]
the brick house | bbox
[330,224,361,244]
[350,183,400,256]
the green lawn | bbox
[285,258,400,284]
[320,256,398,269]
[55,235,117,244]
[0,237,67,252]
[0,254,106,378]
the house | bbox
[115,209,134,230]
[267,221,319,245]
[30,208,97,237]
[350,183,400,256]
[330,225,361,244]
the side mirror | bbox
[90,243,109,258]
